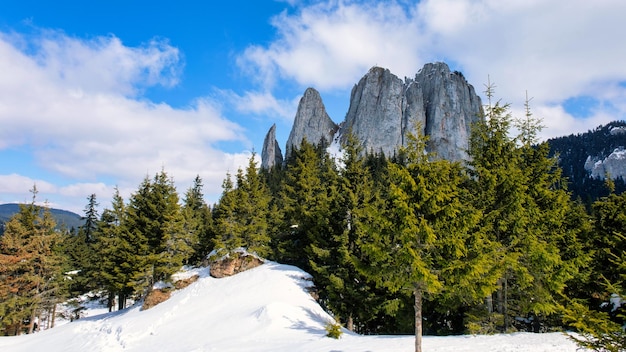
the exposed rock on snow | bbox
[209,252,264,278]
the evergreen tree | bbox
[357,130,493,352]
[276,139,340,272]
[183,175,213,263]
[213,154,273,257]
[212,172,245,253]
[93,188,142,310]
[0,187,63,335]
[64,194,100,295]
[564,192,626,351]
[126,170,188,287]
[467,86,582,331]
[307,132,387,332]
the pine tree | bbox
[183,175,213,263]
[0,187,63,335]
[357,130,493,352]
[126,170,187,288]
[467,85,582,331]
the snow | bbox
[0,262,586,352]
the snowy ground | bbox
[0,262,586,352]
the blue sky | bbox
[1,0,625,214]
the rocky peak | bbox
[285,88,339,159]
[340,67,408,155]
[261,124,283,170]
[415,62,482,161]
[260,62,483,169]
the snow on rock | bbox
[585,147,626,179]
[0,262,587,352]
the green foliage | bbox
[213,154,272,257]
[0,186,64,335]
[466,85,583,332]
[325,320,343,339]
[183,175,214,263]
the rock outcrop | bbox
[209,252,264,278]
[261,124,283,170]
[585,147,626,179]
[340,63,481,161]
[285,88,339,159]
[340,67,411,156]
[260,62,483,168]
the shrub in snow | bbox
[325,320,343,339]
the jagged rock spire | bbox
[261,124,283,170]
[285,88,339,159]
[260,62,483,169]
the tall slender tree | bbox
[0,187,63,335]
[183,175,213,263]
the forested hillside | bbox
[547,120,626,205]
[0,203,83,236]
[1,94,624,352]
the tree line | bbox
[1,88,625,351]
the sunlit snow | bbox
[0,262,586,352]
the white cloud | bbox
[240,0,626,140]
[0,30,251,212]
[219,89,299,122]
[238,1,425,91]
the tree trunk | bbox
[347,314,354,332]
[414,285,423,352]
[108,291,115,312]
[28,308,36,334]
[118,292,126,311]
[51,303,57,328]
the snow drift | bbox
[0,262,584,351]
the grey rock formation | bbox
[260,62,483,169]
[585,147,626,179]
[340,67,414,156]
[415,62,482,161]
[285,88,339,159]
[339,62,481,161]
[261,124,283,170]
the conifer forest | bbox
[1,91,625,351]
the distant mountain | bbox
[546,120,626,205]
[0,203,84,235]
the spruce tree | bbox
[0,187,63,335]
[277,139,340,272]
[183,175,213,263]
[357,130,493,352]
[64,194,100,295]
[467,86,582,331]
[126,170,187,287]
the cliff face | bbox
[340,67,410,156]
[416,63,483,161]
[284,88,339,159]
[261,62,483,167]
[260,124,283,170]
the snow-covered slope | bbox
[0,262,585,352]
